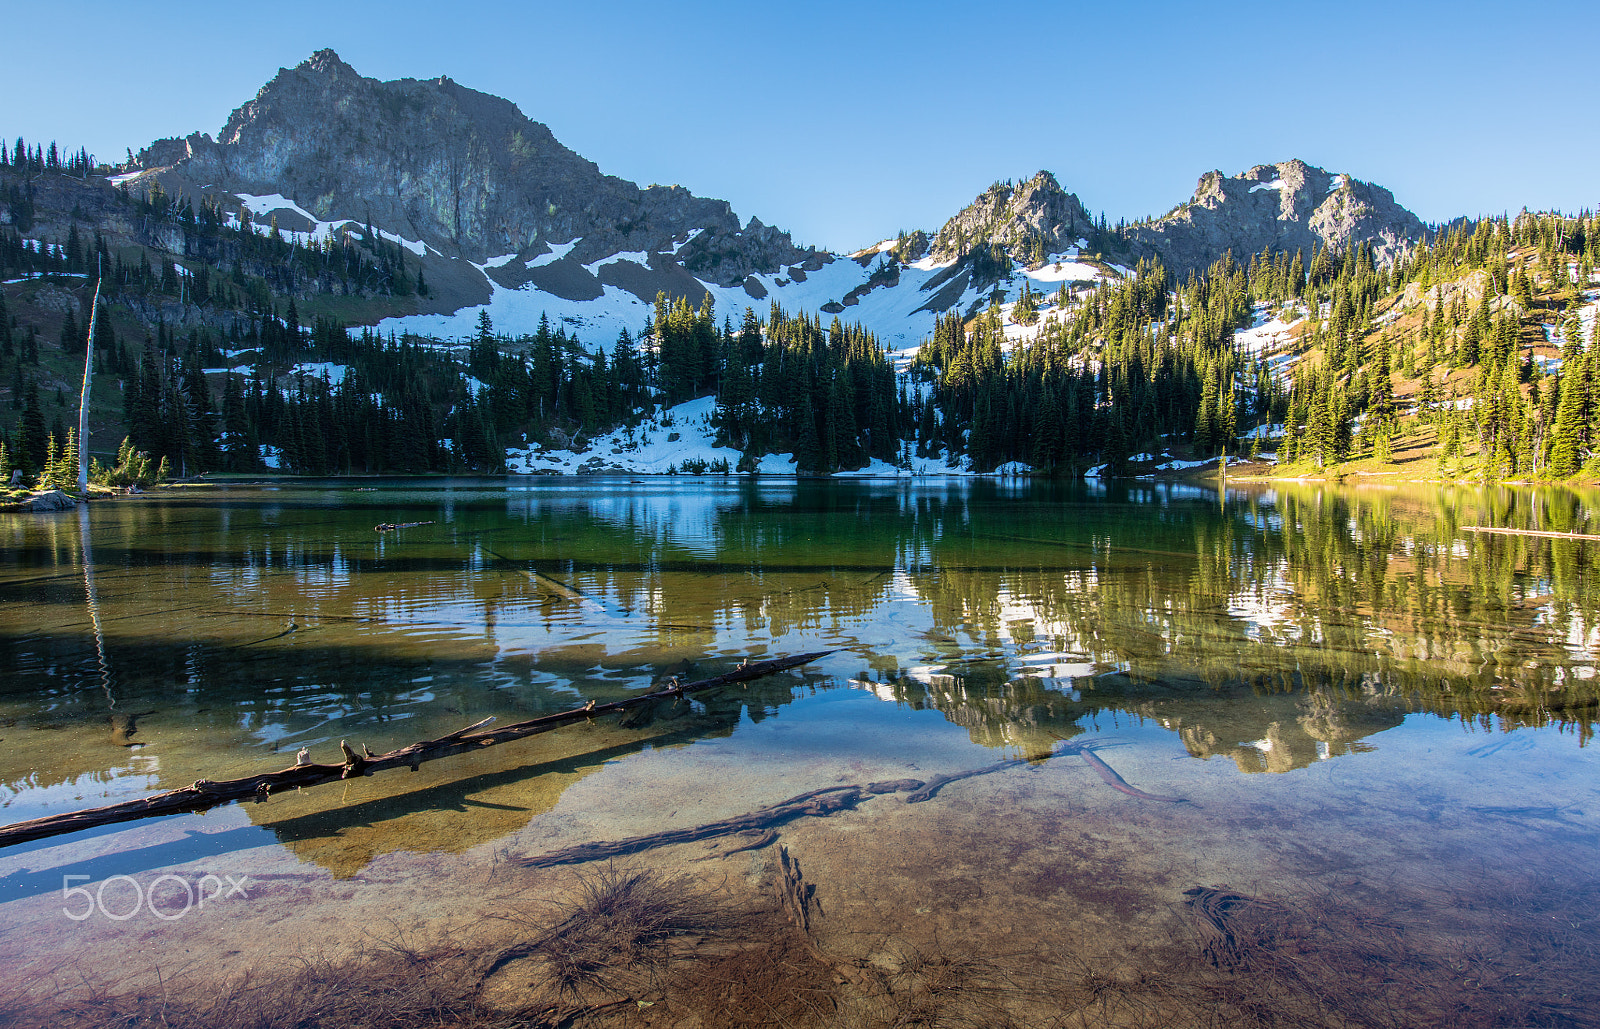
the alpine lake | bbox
[1,476,1597,1029]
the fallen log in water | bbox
[1462,525,1600,541]
[374,520,435,532]
[0,651,833,851]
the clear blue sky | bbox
[5,0,1595,251]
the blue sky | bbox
[5,0,1595,251]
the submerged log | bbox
[518,743,1184,869]
[1071,743,1188,802]
[519,782,909,868]
[0,651,833,850]
[904,759,1027,803]
[776,844,818,935]
[483,546,596,605]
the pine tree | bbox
[39,433,61,488]
[1548,356,1588,476]
[793,397,822,472]
[1031,388,1063,470]
[38,429,78,489]
[1194,370,1217,454]
[17,386,48,478]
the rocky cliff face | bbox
[130,50,815,288]
[1124,159,1424,272]
[929,171,1095,266]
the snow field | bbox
[504,397,1040,478]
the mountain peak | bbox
[131,53,817,293]
[930,171,1093,268]
[1026,169,1063,191]
[300,48,354,76]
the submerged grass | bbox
[478,862,747,999]
[1,945,500,1029]
[3,860,1597,1029]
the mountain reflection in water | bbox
[0,477,1597,873]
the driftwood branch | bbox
[517,742,1185,869]
[0,651,833,850]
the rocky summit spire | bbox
[300,48,356,77]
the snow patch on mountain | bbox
[235,192,318,223]
[667,229,703,255]
[1233,305,1305,383]
[230,192,435,256]
[383,232,1114,358]
[1234,307,1304,358]
[388,275,656,350]
[1026,258,1103,283]
[506,396,738,474]
[583,251,651,275]
[376,227,428,256]
[289,361,350,385]
[700,255,961,351]
[527,240,579,267]
[852,239,899,258]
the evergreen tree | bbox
[1548,357,1588,476]
[17,385,47,478]
[793,397,822,472]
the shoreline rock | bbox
[7,490,80,513]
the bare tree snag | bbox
[776,845,817,935]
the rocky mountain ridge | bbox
[98,52,1430,346]
[125,50,819,297]
[1123,159,1425,272]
